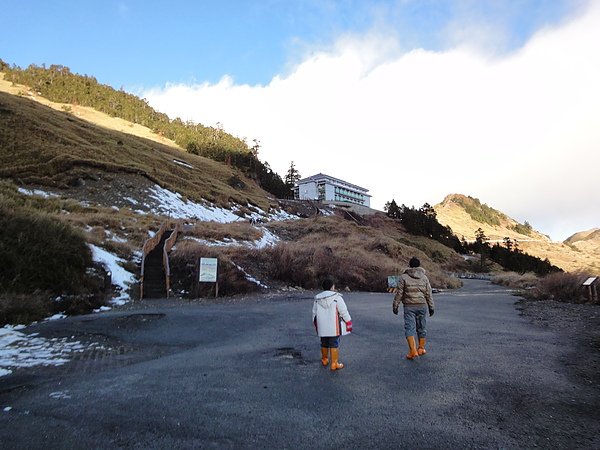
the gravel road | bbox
[1,279,598,449]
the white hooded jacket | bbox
[312,290,352,337]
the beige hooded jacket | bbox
[392,267,434,310]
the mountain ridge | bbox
[434,194,599,272]
[434,194,550,241]
[565,228,600,244]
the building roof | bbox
[295,173,370,194]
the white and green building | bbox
[293,173,371,207]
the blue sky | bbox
[1,1,578,89]
[1,1,599,241]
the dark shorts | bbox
[320,336,340,348]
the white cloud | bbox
[144,3,600,241]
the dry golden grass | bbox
[169,242,262,296]
[0,73,180,148]
[169,214,465,295]
[435,195,598,273]
[528,272,592,303]
[493,270,594,304]
[0,88,274,212]
[0,179,158,264]
[186,221,263,242]
[492,272,539,289]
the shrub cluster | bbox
[169,242,262,297]
[451,195,505,226]
[384,201,465,253]
[527,272,591,303]
[0,291,107,326]
[0,205,94,294]
[492,272,538,290]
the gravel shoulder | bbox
[516,298,600,386]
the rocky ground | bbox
[517,298,600,387]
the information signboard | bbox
[199,258,218,282]
[387,275,400,289]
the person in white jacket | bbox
[312,277,352,371]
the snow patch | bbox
[146,185,241,222]
[182,226,280,249]
[251,228,280,249]
[18,187,58,198]
[44,313,66,322]
[0,325,103,377]
[88,244,135,305]
[124,196,139,205]
[143,184,298,223]
[232,263,268,288]
[173,159,194,169]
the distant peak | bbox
[564,228,600,244]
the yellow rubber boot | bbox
[330,348,344,371]
[417,338,427,356]
[320,347,329,366]
[406,336,419,359]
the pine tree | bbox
[384,199,400,218]
[474,228,490,271]
[284,161,301,187]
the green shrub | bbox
[0,205,93,294]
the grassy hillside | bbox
[434,194,546,241]
[565,228,600,245]
[0,63,290,197]
[0,89,276,212]
[169,213,465,298]
[435,194,599,273]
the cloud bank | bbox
[144,3,600,241]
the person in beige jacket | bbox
[392,257,435,359]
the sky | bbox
[2,0,599,241]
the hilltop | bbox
[434,194,599,273]
[433,194,549,242]
[564,228,600,268]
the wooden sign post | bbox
[583,277,598,303]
